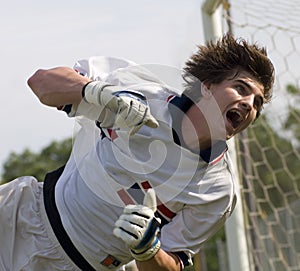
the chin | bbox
[225,129,238,139]
[226,134,233,140]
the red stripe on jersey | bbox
[141,181,152,190]
[117,189,134,205]
[210,154,223,165]
[166,95,176,102]
[156,198,176,219]
[107,129,118,141]
[141,181,176,219]
[210,151,226,165]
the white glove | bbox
[83,81,159,135]
[113,189,161,261]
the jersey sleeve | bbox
[73,56,137,82]
[61,56,173,122]
[159,163,236,267]
[61,56,150,122]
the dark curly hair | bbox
[183,34,275,106]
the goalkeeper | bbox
[0,34,274,271]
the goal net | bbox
[219,0,300,270]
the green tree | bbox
[244,84,300,210]
[1,138,72,183]
[284,84,300,142]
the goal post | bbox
[201,0,300,270]
[201,1,251,271]
[201,0,223,42]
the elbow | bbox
[27,69,45,89]
[27,69,50,104]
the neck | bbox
[181,113,212,151]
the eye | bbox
[254,96,263,110]
[235,84,247,95]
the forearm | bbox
[136,249,182,271]
[28,66,158,136]
[27,67,90,107]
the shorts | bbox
[0,176,80,271]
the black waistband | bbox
[43,166,96,271]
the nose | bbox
[240,94,255,111]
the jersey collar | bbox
[168,95,227,163]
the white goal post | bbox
[201,1,300,271]
[201,1,251,271]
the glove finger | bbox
[144,114,159,128]
[143,189,157,212]
[115,98,159,132]
[124,205,154,218]
[132,103,158,128]
[118,213,149,228]
[115,219,145,241]
[124,100,146,125]
[113,227,138,247]
[129,113,159,135]
[115,101,143,128]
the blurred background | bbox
[0,0,203,177]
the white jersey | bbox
[54,57,237,270]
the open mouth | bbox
[226,109,244,130]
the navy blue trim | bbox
[168,95,227,163]
[169,94,194,114]
[155,212,170,228]
[200,140,227,163]
[62,104,72,114]
[169,95,193,149]
[43,167,97,271]
[172,251,192,268]
[113,90,147,105]
[127,183,145,205]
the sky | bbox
[0,0,205,176]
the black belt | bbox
[43,166,97,271]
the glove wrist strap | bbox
[83,81,112,105]
[130,237,161,261]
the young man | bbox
[0,34,274,271]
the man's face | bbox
[208,71,265,139]
[183,71,265,149]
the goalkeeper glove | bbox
[113,189,161,261]
[83,81,159,135]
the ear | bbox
[201,83,212,99]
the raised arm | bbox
[27,67,90,107]
[27,66,158,135]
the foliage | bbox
[284,84,300,142]
[201,228,226,270]
[242,86,300,210]
[1,138,72,183]
[233,84,300,270]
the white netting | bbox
[222,0,300,270]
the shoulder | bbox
[73,56,136,80]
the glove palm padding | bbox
[84,81,158,135]
[113,189,161,261]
